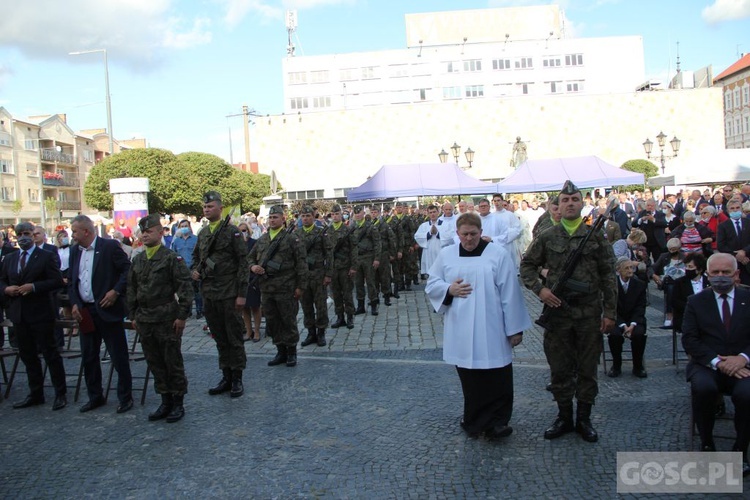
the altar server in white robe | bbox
[425,212,532,440]
[415,205,453,276]
[437,201,457,242]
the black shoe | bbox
[371,303,379,316]
[116,398,134,414]
[715,401,726,417]
[354,303,366,315]
[607,367,621,378]
[148,394,173,421]
[331,316,346,328]
[701,442,716,452]
[632,367,648,378]
[230,371,244,398]
[485,425,513,440]
[301,331,317,347]
[79,397,106,413]
[384,295,392,306]
[166,396,185,423]
[268,346,288,366]
[52,395,67,411]
[286,346,297,367]
[575,402,598,443]
[398,283,405,292]
[545,382,553,392]
[544,416,574,440]
[346,314,354,329]
[392,285,400,299]
[13,395,45,409]
[316,329,327,347]
[208,371,232,395]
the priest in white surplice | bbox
[425,212,532,439]
[414,205,453,276]
[437,201,457,242]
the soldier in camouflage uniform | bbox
[351,206,382,316]
[295,205,333,347]
[385,206,404,299]
[328,204,357,329]
[520,180,616,444]
[191,191,249,398]
[369,206,397,307]
[532,196,561,239]
[394,202,418,291]
[127,214,193,423]
[248,205,308,367]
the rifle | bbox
[332,221,356,254]
[196,208,234,278]
[249,222,296,286]
[535,196,618,330]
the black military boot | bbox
[576,402,598,442]
[354,300,366,315]
[631,335,648,378]
[346,314,354,329]
[230,370,244,398]
[383,294,392,306]
[208,369,232,395]
[331,315,346,328]
[268,345,288,366]
[317,328,327,347]
[544,402,575,440]
[148,394,173,421]
[404,279,412,291]
[166,395,185,423]
[301,328,317,347]
[392,283,400,299]
[286,345,298,367]
[371,301,379,316]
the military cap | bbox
[269,205,285,215]
[395,201,405,208]
[202,191,222,204]
[331,204,342,213]
[550,195,559,205]
[353,205,364,214]
[138,213,162,231]
[560,180,581,195]
[300,205,315,215]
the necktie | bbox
[622,281,628,293]
[736,221,742,237]
[721,294,731,332]
[20,251,28,271]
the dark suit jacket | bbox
[610,207,630,239]
[633,210,668,248]
[672,274,710,332]
[37,242,61,269]
[682,287,750,379]
[68,237,130,323]
[616,276,647,327]
[0,247,64,324]
[619,201,636,221]
[717,217,750,255]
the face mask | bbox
[180,227,190,236]
[729,211,742,220]
[17,235,33,250]
[684,269,698,280]
[251,223,258,229]
[61,237,70,246]
[708,275,734,294]
[684,222,694,228]
[343,214,349,220]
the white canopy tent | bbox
[648,149,750,186]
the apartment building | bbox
[714,53,750,149]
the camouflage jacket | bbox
[191,223,249,300]
[520,223,617,320]
[329,222,357,270]
[127,246,193,322]
[373,217,397,260]
[351,219,382,257]
[386,215,404,251]
[247,227,308,293]
[532,213,554,239]
[396,214,416,247]
[294,224,333,278]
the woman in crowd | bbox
[670,211,713,256]
[612,228,652,283]
[425,213,531,440]
[651,238,686,328]
[698,205,726,253]
[238,222,262,342]
[662,202,681,235]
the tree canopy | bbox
[84,148,273,216]
[615,159,658,193]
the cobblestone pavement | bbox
[0,282,746,499]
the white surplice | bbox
[415,219,453,274]
[425,243,532,369]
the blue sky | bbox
[1,0,748,163]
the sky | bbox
[1,0,749,164]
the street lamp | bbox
[464,147,474,168]
[643,131,681,175]
[438,149,449,163]
[450,142,461,163]
[69,49,114,155]
[437,143,475,170]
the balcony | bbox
[58,200,82,211]
[41,148,76,165]
[42,172,80,187]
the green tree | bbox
[615,159,658,193]
[12,199,23,223]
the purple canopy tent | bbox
[346,163,494,201]
[495,156,644,193]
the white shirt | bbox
[57,246,70,272]
[77,237,98,303]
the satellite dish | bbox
[270,170,278,194]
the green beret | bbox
[138,213,162,232]
[269,205,285,215]
[560,180,581,196]
[202,191,222,204]
[331,204,342,213]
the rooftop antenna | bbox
[504,33,510,51]
[286,10,297,57]
[461,37,467,55]
[417,39,423,58]
[545,31,554,49]
[675,41,681,74]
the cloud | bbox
[702,0,750,23]
[0,0,212,67]
[218,0,354,29]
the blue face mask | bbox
[729,211,742,220]
[180,227,190,236]
[61,237,70,246]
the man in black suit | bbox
[32,226,61,268]
[0,230,19,348]
[0,222,67,410]
[607,257,649,378]
[682,253,750,476]
[717,199,750,286]
[671,253,709,334]
[68,215,133,414]
[633,199,667,261]
[617,193,636,224]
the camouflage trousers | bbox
[137,320,188,396]
[203,297,247,371]
[301,272,329,329]
[331,268,354,317]
[262,291,300,347]
[543,315,603,405]
[374,253,392,296]
[395,247,419,284]
[354,254,379,304]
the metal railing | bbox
[41,148,76,164]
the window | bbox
[333,188,353,198]
[312,96,331,108]
[389,64,408,78]
[290,97,308,110]
[547,81,563,94]
[415,88,429,101]
[565,54,583,66]
[737,118,742,136]
[726,120,732,137]
[0,186,14,201]
[288,71,307,85]
[566,81,584,93]
[494,83,513,96]
[0,132,10,147]
[410,63,430,77]
[445,61,459,73]
[744,86,749,105]
[514,57,533,69]
[0,159,13,174]
[735,89,741,107]
[492,59,511,70]
[463,59,482,72]
[82,149,94,162]
[442,86,462,99]
[286,189,323,201]
[340,68,357,81]
[465,85,484,98]
[361,66,376,79]
[26,163,38,177]
[543,57,561,68]
[745,115,749,133]
[28,188,40,202]
[310,70,329,83]
[24,139,36,150]
[517,82,531,95]
[726,92,733,109]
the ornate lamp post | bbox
[438,143,475,170]
[643,131,680,196]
